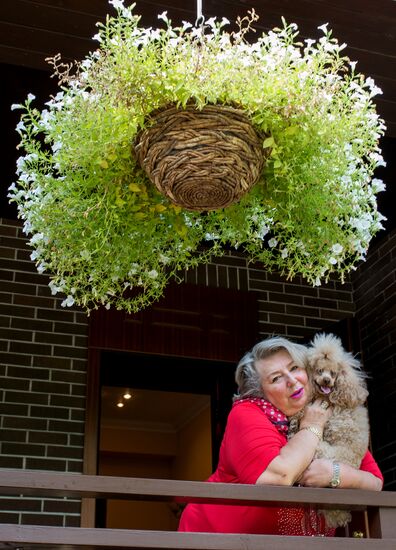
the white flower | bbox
[8,182,17,194]
[365,77,383,97]
[329,257,337,265]
[159,254,170,264]
[268,238,278,248]
[61,295,75,307]
[371,178,386,193]
[108,0,130,15]
[16,121,26,132]
[331,243,343,255]
[27,93,36,102]
[11,103,23,111]
[29,232,45,245]
[205,233,219,241]
[52,141,63,153]
[281,248,288,259]
[317,23,329,34]
[157,11,169,23]
[49,280,61,295]
[147,269,158,279]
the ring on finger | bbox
[320,401,329,410]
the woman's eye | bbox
[272,376,281,383]
[290,365,299,371]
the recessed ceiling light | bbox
[116,402,124,408]
[123,391,132,400]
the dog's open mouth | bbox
[315,382,333,395]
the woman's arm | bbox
[256,400,331,486]
[298,458,383,490]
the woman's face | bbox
[256,349,309,416]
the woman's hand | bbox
[298,458,332,487]
[298,458,383,490]
[300,399,332,431]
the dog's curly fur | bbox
[289,333,369,528]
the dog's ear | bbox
[329,365,368,408]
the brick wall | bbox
[186,253,355,341]
[0,217,368,526]
[353,228,396,489]
[0,218,88,526]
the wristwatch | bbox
[330,461,341,488]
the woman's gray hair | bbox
[234,336,308,400]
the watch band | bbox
[330,461,341,487]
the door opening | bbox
[96,351,236,530]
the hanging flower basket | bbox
[134,103,267,211]
[8,1,387,313]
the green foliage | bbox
[9,2,386,312]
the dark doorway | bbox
[96,351,236,529]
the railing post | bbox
[368,507,396,538]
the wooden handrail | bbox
[0,469,394,509]
[0,469,395,549]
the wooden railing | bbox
[0,469,395,549]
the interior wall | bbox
[172,405,212,482]
[98,402,211,530]
[99,453,177,530]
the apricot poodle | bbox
[289,333,369,528]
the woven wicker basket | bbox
[134,104,267,211]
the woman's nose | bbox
[286,373,297,385]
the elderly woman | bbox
[178,336,383,536]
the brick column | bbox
[0,218,88,526]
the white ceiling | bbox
[101,386,211,433]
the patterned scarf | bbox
[233,396,289,435]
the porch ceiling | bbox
[1,0,396,136]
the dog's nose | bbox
[322,377,331,385]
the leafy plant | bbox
[9,0,386,312]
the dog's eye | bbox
[330,370,336,377]
[318,369,323,375]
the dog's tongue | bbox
[321,386,331,394]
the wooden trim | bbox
[0,524,395,549]
[368,507,396,539]
[81,348,101,527]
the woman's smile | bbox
[290,387,304,399]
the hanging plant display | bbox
[9,0,386,312]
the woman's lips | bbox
[290,387,304,399]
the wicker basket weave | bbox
[134,104,267,211]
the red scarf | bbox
[233,396,289,435]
